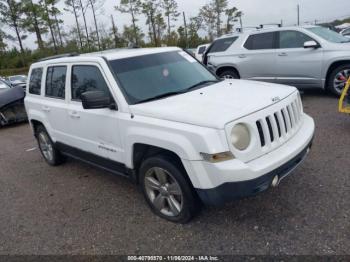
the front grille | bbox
[255,97,302,148]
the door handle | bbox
[42,106,50,112]
[69,111,80,119]
[238,54,246,58]
[278,52,288,57]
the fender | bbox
[122,116,229,169]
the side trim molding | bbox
[56,142,132,179]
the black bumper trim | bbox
[196,140,313,206]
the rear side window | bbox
[45,66,66,99]
[71,65,110,101]
[208,37,238,53]
[29,68,43,95]
[198,46,206,54]
[279,30,314,48]
[244,32,276,50]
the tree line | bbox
[0,0,242,71]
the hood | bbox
[0,86,25,109]
[326,41,350,51]
[130,80,296,129]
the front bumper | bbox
[182,114,315,206]
[196,140,312,206]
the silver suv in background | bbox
[205,26,350,96]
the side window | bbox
[208,37,238,53]
[45,66,67,99]
[71,65,110,101]
[279,30,314,48]
[29,68,43,95]
[198,46,206,55]
[244,32,275,50]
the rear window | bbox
[244,32,276,50]
[45,66,67,99]
[29,68,43,95]
[208,37,238,53]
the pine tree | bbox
[115,0,142,46]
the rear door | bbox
[238,32,278,82]
[274,30,323,88]
[41,65,69,143]
[65,63,123,163]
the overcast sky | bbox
[4,0,350,49]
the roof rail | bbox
[259,23,282,29]
[236,26,260,33]
[38,52,80,62]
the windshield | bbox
[9,75,27,82]
[307,27,350,43]
[109,51,217,104]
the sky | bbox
[4,0,350,50]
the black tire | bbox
[139,154,200,223]
[327,64,350,96]
[35,125,65,166]
[218,69,239,80]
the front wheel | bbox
[218,70,239,80]
[139,155,200,223]
[327,64,350,96]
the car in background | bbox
[6,75,27,90]
[195,44,210,62]
[0,79,12,92]
[340,27,350,38]
[205,25,350,96]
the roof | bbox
[32,47,181,66]
[218,25,319,39]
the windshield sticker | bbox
[179,51,197,63]
[162,68,170,77]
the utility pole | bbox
[297,4,300,26]
[183,12,188,48]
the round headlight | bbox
[230,123,251,151]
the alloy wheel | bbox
[38,132,54,162]
[334,69,350,94]
[144,167,183,217]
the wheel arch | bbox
[215,65,241,79]
[132,143,194,186]
[325,60,350,88]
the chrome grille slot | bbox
[255,96,303,149]
[274,113,282,137]
[256,120,265,147]
[286,106,294,128]
[265,117,274,142]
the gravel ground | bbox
[0,90,349,255]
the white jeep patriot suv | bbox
[25,47,315,223]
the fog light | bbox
[271,176,279,187]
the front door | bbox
[274,30,323,88]
[65,63,123,163]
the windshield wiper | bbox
[185,80,220,92]
[136,80,220,104]
[137,91,186,104]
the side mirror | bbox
[304,40,320,49]
[81,91,117,110]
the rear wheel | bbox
[139,155,200,223]
[327,64,350,96]
[36,125,65,166]
[218,69,239,80]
